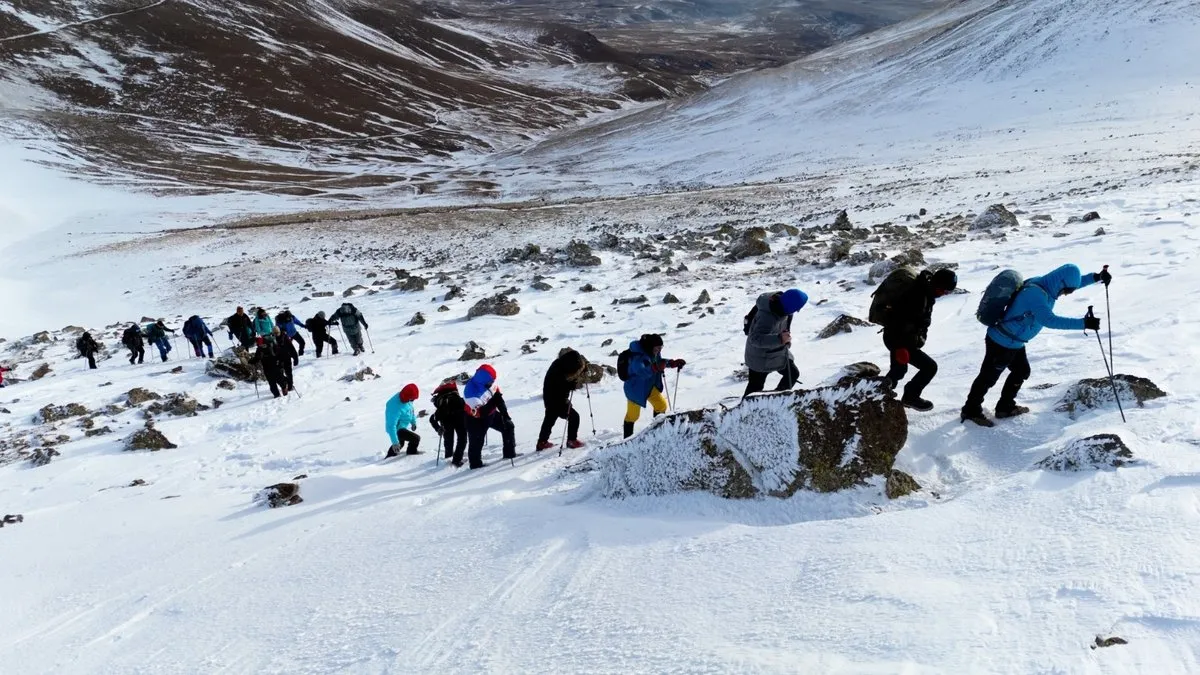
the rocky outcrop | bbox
[885,470,921,499]
[459,341,486,361]
[726,229,770,261]
[36,403,90,423]
[30,363,52,380]
[970,204,1018,231]
[565,240,601,267]
[340,367,380,382]
[406,312,426,326]
[1037,434,1134,471]
[255,482,303,508]
[467,294,520,319]
[125,387,162,406]
[30,447,61,467]
[596,378,905,499]
[1054,374,1166,419]
[816,315,873,340]
[125,424,177,451]
[207,349,259,382]
[147,394,208,417]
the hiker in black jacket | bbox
[272,328,296,392]
[76,331,100,369]
[882,268,958,411]
[122,324,145,364]
[429,381,467,460]
[536,349,588,451]
[225,306,255,349]
[305,311,339,357]
[249,341,288,398]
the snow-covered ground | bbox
[3,0,1200,672]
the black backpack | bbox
[616,349,633,381]
[869,267,918,326]
[743,306,758,336]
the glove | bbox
[410,423,417,431]
[671,359,687,369]
[1096,268,1112,286]
[1083,316,1101,331]
[893,348,910,366]
[654,362,667,373]
[389,443,401,453]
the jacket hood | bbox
[629,339,646,354]
[755,293,776,313]
[315,311,326,320]
[1031,264,1083,297]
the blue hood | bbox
[1029,264,1083,298]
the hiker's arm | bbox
[1031,295,1085,331]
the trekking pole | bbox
[671,367,681,411]
[1103,265,1113,373]
[366,327,375,354]
[292,384,302,400]
[1087,306,1126,423]
[559,392,574,457]
[436,429,443,467]
[584,381,597,436]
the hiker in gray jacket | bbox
[743,289,808,398]
[328,302,369,355]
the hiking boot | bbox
[995,405,1030,419]
[470,462,487,470]
[566,439,586,449]
[451,459,464,468]
[960,411,995,427]
[623,422,635,439]
[536,440,555,452]
[503,452,523,460]
[385,447,399,459]
[901,396,933,412]
[405,449,421,456]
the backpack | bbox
[616,349,633,381]
[868,267,919,326]
[743,306,758,336]
[184,316,201,335]
[123,327,139,347]
[75,336,88,354]
[976,269,1025,327]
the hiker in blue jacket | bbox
[623,334,685,439]
[182,315,214,358]
[385,383,421,458]
[274,309,305,363]
[961,264,1111,427]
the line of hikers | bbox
[383,261,1113,468]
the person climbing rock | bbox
[536,349,588,451]
[874,268,958,411]
[743,288,807,397]
[460,364,517,469]
[619,334,684,439]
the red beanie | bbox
[479,364,497,381]
[400,383,419,403]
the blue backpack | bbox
[976,270,1025,328]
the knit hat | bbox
[400,383,419,403]
[478,364,497,381]
[780,289,809,314]
[931,268,958,292]
[640,333,664,349]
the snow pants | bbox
[962,337,1031,416]
[743,360,800,398]
[463,412,516,469]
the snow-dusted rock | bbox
[36,403,89,424]
[254,483,302,508]
[467,294,520,319]
[125,424,177,451]
[970,204,1018,231]
[206,349,258,383]
[596,378,905,499]
[1037,434,1134,471]
[1054,374,1166,419]
[816,314,873,339]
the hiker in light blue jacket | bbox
[962,264,1112,427]
[385,383,421,458]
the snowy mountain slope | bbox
[491,0,1200,201]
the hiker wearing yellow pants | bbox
[620,334,685,439]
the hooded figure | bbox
[429,381,467,460]
[460,364,517,468]
[305,311,339,357]
[328,303,368,355]
[226,307,255,348]
[249,340,288,398]
[743,288,807,398]
[881,269,957,411]
[182,315,214,358]
[76,331,100,370]
[385,383,421,458]
[537,349,588,451]
[122,324,145,364]
[622,334,684,439]
[275,309,306,359]
[961,263,1111,427]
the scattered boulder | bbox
[1054,374,1167,419]
[504,244,543,263]
[580,283,598,293]
[32,331,52,343]
[531,281,553,291]
[769,222,800,236]
[726,230,770,261]
[125,424,177,451]
[694,289,712,305]
[401,276,427,292]
[85,426,113,437]
[311,291,335,298]
[885,470,922,499]
[831,210,853,230]
[566,240,601,267]
[892,249,926,267]
[444,285,465,301]
[437,305,450,312]
[254,482,303,508]
[614,295,648,305]
[30,447,61,467]
[0,514,24,528]
[867,259,897,283]
[341,367,379,382]
[125,387,162,406]
[1094,227,1106,236]
[30,363,51,380]
[467,294,520,319]
[207,349,259,382]
[829,239,852,263]
[836,362,882,383]
[147,393,208,417]
[1037,434,1134,471]
[36,403,90,423]
[216,380,236,390]
[970,204,1019,231]
[459,341,487,361]
[663,293,680,304]
[343,284,369,297]
[169,366,183,374]
[406,312,426,327]
[596,378,906,499]
[816,315,873,340]
[1067,211,1102,224]
[1091,636,1128,650]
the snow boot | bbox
[960,410,995,427]
[623,422,635,439]
[503,451,523,460]
[385,446,399,459]
[536,440,555,452]
[566,439,585,449]
[995,405,1031,419]
[901,396,933,412]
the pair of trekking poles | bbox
[557,367,683,456]
[1086,267,1125,423]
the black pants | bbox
[743,361,800,398]
[538,402,580,443]
[288,332,305,357]
[437,416,467,458]
[884,337,938,399]
[83,351,97,369]
[395,428,421,454]
[963,337,1031,415]
[128,346,144,364]
[264,367,286,397]
[463,413,516,468]
[313,333,338,357]
[279,358,294,390]
[345,330,365,354]
[188,336,214,358]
